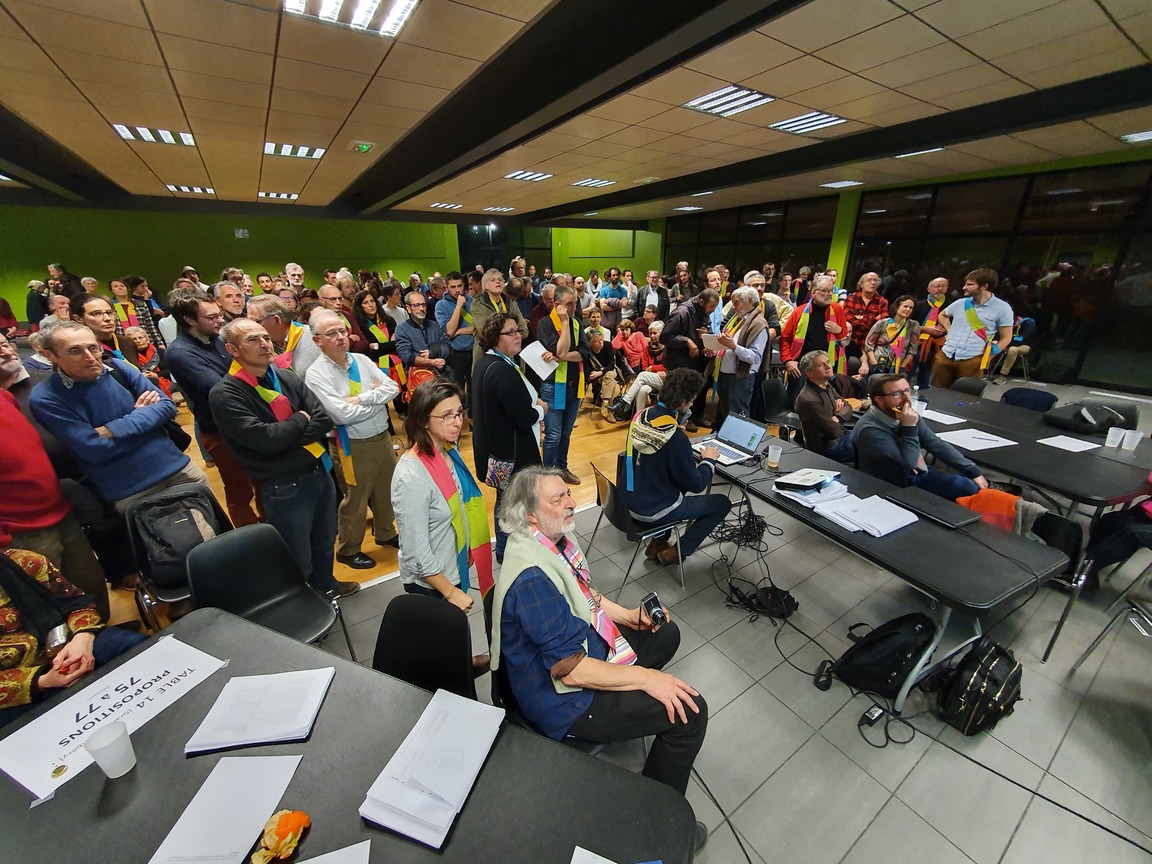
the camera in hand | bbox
[640,591,667,627]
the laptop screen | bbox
[716,414,767,452]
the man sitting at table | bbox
[491,466,709,851]
[0,548,147,727]
[794,350,856,464]
[852,373,989,500]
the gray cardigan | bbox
[391,451,462,589]
[851,406,981,479]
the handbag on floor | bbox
[813,612,935,699]
[936,639,1022,735]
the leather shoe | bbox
[645,537,670,560]
[472,653,491,677]
[336,552,376,569]
[656,546,682,566]
[694,821,708,854]
[684,419,698,433]
[375,536,401,549]
[331,580,361,598]
[695,417,712,429]
[559,468,582,485]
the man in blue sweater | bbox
[31,321,204,512]
[852,373,988,500]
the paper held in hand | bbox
[519,339,559,380]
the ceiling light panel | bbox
[770,112,848,134]
[429,202,462,209]
[1120,131,1152,144]
[820,180,864,188]
[258,192,300,200]
[895,147,945,158]
[505,170,553,182]
[264,142,326,159]
[282,0,418,36]
[673,206,704,211]
[572,179,616,187]
[483,206,514,212]
[683,85,775,118]
[166,185,216,194]
[113,124,196,146]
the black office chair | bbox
[588,461,688,598]
[185,523,357,659]
[372,594,475,699]
[125,482,232,631]
[950,377,987,397]
[1001,387,1057,413]
[762,378,801,440]
[1081,397,1139,430]
[853,444,908,487]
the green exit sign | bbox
[351,141,376,153]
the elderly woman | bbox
[713,285,774,431]
[620,369,731,565]
[472,313,547,561]
[862,294,920,377]
[470,268,528,366]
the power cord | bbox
[690,767,755,864]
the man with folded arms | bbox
[794,350,856,463]
[305,310,401,571]
[210,319,359,597]
[491,465,708,853]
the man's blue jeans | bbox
[634,493,731,557]
[910,468,979,501]
[539,382,580,469]
[260,463,339,592]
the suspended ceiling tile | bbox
[0,35,57,73]
[275,14,393,74]
[1022,49,1146,90]
[552,114,628,140]
[587,94,669,125]
[860,101,945,127]
[274,58,371,99]
[1099,0,1148,16]
[760,0,903,52]
[0,67,86,102]
[1011,121,1130,157]
[1115,10,1152,52]
[144,0,278,54]
[640,107,715,135]
[360,77,451,111]
[400,0,524,62]
[259,159,322,188]
[78,82,185,115]
[790,75,887,112]
[18,0,151,27]
[345,103,424,135]
[605,126,670,149]
[741,56,848,98]
[952,136,1063,165]
[914,0,1063,38]
[684,31,802,81]
[1087,105,1152,137]
[613,147,669,165]
[452,0,553,22]
[159,35,274,87]
[957,0,1112,60]
[805,118,872,138]
[900,63,1017,102]
[994,25,1138,78]
[531,151,600,171]
[830,15,945,73]
[643,153,701,169]
[630,67,727,106]
[689,117,763,141]
[51,54,173,92]
[194,132,268,155]
[931,78,1033,110]
[376,43,480,90]
[4,1,161,62]
[171,70,269,107]
[270,86,356,120]
[263,109,344,142]
[831,90,925,121]
[723,126,794,150]
[861,44,982,90]
[186,97,270,128]
[729,98,815,127]
[569,139,634,159]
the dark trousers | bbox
[715,372,754,431]
[260,463,339,593]
[635,493,732,557]
[1086,509,1152,576]
[568,621,707,795]
[910,467,979,501]
[448,349,473,408]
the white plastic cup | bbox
[1121,429,1143,451]
[912,400,928,414]
[1105,427,1126,447]
[84,721,136,778]
[767,444,783,470]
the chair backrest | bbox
[185,523,306,615]
[761,378,793,416]
[126,482,233,587]
[1081,397,1139,430]
[1001,387,1058,413]
[372,594,476,700]
[950,377,987,397]
[590,462,640,538]
[854,444,908,487]
[1032,512,1083,577]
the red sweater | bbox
[0,390,71,545]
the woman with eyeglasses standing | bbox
[70,294,141,369]
[471,313,548,562]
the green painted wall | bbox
[826,191,861,279]
[551,227,663,277]
[0,205,460,319]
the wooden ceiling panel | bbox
[159,35,274,87]
[830,15,946,73]
[587,94,669,125]
[790,76,887,112]
[4,1,160,63]
[186,97,268,128]
[79,82,185,116]
[376,43,480,90]
[263,109,344,142]
[862,44,982,90]
[400,0,524,62]
[952,136,1063,164]
[450,0,554,22]
[1021,48,1146,90]
[360,77,451,112]
[900,63,1018,102]
[51,54,172,92]
[274,57,371,100]
[931,79,1033,111]
[629,67,727,107]
[915,0,1063,38]
[144,0,278,54]
[0,67,86,103]
[684,31,802,82]
[957,0,1112,60]
[760,0,903,53]
[832,90,928,121]
[741,56,848,98]
[270,86,355,120]
[18,0,151,28]
[171,70,269,108]
[0,34,55,74]
[275,14,393,74]
[345,102,425,132]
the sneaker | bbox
[330,580,361,598]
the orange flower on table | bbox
[251,809,310,863]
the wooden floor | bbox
[108,395,642,627]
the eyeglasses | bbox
[407,301,426,308]
[499,328,521,337]
[319,328,349,339]
[431,408,466,423]
[86,310,115,318]
[882,388,912,399]
[198,312,224,322]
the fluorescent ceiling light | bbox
[178,186,190,192]
[691,191,713,197]
[1046,187,1083,195]
[284,0,306,12]
[379,0,419,36]
[112,124,134,140]
[906,192,933,200]
[584,212,598,216]
[113,124,196,146]
[505,170,552,182]
[820,180,864,189]
[318,0,343,21]
[864,209,887,214]
[572,178,616,188]
[135,127,156,142]
[164,183,216,195]
[483,206,514,212]
[259,192,300,200]
[673,206,704,211]
[265,142,325,159]
[350,0,382,28]
[748,221,766,226]
[683,85,774,118]
[760,211,782,217]
[429,202,462,209]
[180,133,195,146]
[280,144,292,156]
[1120,130,1152,144]
[158,129,176,144]
[770,112,848,134]
[894,147,944,158]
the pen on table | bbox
[971,434,1000,441]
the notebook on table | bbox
[883,485,982,529]
[691,415,770,465]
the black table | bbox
[0,609,695,864]
[716,441,1067,712]
[919,389,1151,520]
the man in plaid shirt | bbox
[843,271,888,351]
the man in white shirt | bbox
[304,309,401,570]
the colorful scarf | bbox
[333,358,361,487]
[793,301,844,373]
[919,295,944,340]
[712,312,744,385]
[229,364,330,466]
[963,298,997,371]
[273,321,307,370]
[416,445,493,595]
[114,301,138,329]
[100,334,125,360]
[547,309,585,409]
[528,529,636,666]
[365,317,407,385]
[884,317,911,373]
[624,403,680,492]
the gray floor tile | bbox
[1002,790,1152,864]
[788,529,851,564]
[841,797,974,864]
[692,684,813,813]
[695,824,766,864]
[580,523,634,562]
[761,541,827,588]
[666,642,755,714]
[827,584,924,640]
[685,774,726,835]
[665,586,749,641]
[337,580,403,627]
[733,736,889,864]
[1033,773,1152,854]
[746,501,812,544]
[760,639,852,728]
[935,724,1046,791]
[785,562,875,629]
[710,614,793,680]
[896,741,1035,864]
[820,694,937,792]
[986,667,1081,770]
[834,553,896,589]
[671,617,708,659]
[319,613,382,665]
[629,547,725,607]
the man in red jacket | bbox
[779,274,850,404]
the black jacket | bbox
[536,313,590,389]
[471,352,542,477]
[660,297,711,371]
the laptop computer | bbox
[692,415,771,465]
[883,485,982,529]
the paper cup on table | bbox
[912,400,928,414]
[1121,429,1143,451]
[84,721,136,778]
[1105,427,1126,447]
[767,444,783,470]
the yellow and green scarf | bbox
[793,301,844,374]
[548,308,585,409]
[417,445,493,595]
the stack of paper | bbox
[774,480,851,508]
[814,495,918,537]
[360,689,504,849]
[185,667,335,754]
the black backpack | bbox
[937,639,1022,736]
[814,613,935,699]
[130,486,223,587]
